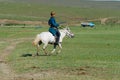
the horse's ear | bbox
[66,24,69,28]
[66,26,70,30]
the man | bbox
[48,11,60,45]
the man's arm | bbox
[51,18,59,28]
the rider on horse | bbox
[48,11,60,45]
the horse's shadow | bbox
[21,53,57,57]
[21,53,32,57]
[35,53,58,56]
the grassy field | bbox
[0,24,120,80]
[0,0,120,80]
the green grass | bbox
[0,25,120,80]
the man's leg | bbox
[54,36,58,45]
[55,31,60,45]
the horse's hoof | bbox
[32,53,39,57]
[47,54,51,56]
[57,50,61,54]
[32,54,36,57]
[45,53,48,55]
[51,50,55,54]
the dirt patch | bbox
[0,17,119,27]
[12,66,107,80]
[0,19,47,26]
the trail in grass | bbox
[0,40,18,80]
[0,38,33,80]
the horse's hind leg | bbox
[36,45,39,56]
[36,41,42,56]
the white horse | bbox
[32,27,74,56]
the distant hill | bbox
[0,0,119,25]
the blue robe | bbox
[48,17,59,36]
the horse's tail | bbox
[32,34,42,46]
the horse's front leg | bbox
[57,43,62,54]
[51,48,56,54]
[51,43,62,54]
[51,44,57,54]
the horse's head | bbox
[64,27,74,38]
